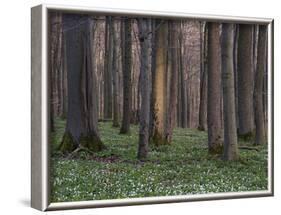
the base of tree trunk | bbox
[197,125,206,131]
[208,144,223,155]
[120,128,130,134]
[59,131,106,154]
[150,130,169,146]
[58,131,77,154]
[80,132,106,152]
[238,130,255,142]
[112,122,120,127]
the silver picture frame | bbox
[31,4,274,211]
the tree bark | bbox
[237,24,255,137]
[120,18,132,134]
[137,18,151,159]
[59,15,104,153]
[221,23,239,160]
[150,20,168,145]
[165,21,178,142]
[254,25,267,145]
[207,22,223,154]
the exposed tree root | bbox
[238,146,260,151]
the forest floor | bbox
[50,118,268,202]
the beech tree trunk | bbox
[254,25,267,145]
[165,21,178,143]
[120,18,132,134]
[150,20,168,145]
[221,23,239,160]
[59,15,104,153]
[207,22,223,154]
[237,24,255,137]
[137,18,151,159]
[112,19,120,127]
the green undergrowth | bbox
[50,118,268,202]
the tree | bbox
[112,18,120,127]
[59,15,104,153]
[198,22,208,131]
[103,16,113,120]
[120,18,133,134]
[150,20,168,145]
[165,21,178,142]
[207,22,223,154]
[254,25,267,145]
[137,18,151,159]
[237,24,255,137]
[221,23,239,160]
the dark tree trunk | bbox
[207,22,223,154]
[254,25,267,145]
[198,22,208,131]
[237,24,255,137]
[137,18,151,159]
[59,15,104,153]
[165,21,178,143]
[120,18,132,134]
[221,23,239,160]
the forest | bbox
[49,12,268,202]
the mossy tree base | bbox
[238,130,255,142]
[59,131,106,155]
[150,130,170,146]
[208,144,223,155]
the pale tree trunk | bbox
[137,18,151,159]
[165,21,178,143]
[237,24,255,137]
[207,22,223,154]
[198,22,208,131]
[120,18,132,134]
[103,16,113,119]
[150,20,168,145]
[59,15,104,153]
[112,18,120,127]
[221,23,239,160]
[254,25,267,145]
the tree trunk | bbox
[237,24,255,137]
[221,23,239,160]
[165,21,178,143]
[112,18,120,127]
[120,18,132,134]
[150,20,168,145]
[254,25,267,145]
[103,16,113,119]
[59,15,104,153]
[137,18,151,159]
[198,22,208,131]
[207,22,223,154]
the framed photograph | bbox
[31,4,274,211]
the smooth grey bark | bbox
[198,22,208,131]
[165,21,178,142]
[137,18,151,159]
[254,25,267,145]
[221,23,239,160]
[207,22,223,154]
[59,15,104,153]
[237,24,255,136]
[103,16,113,119]
[120,18,132,134]
[112,19,120,127]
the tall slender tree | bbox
[221,23,239,160]
[59,15,104,153]
[137,18,151,159]
[207,22,223,154]
[254,25,267,145]
[120,18,133,134]
[237,24,255,137]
